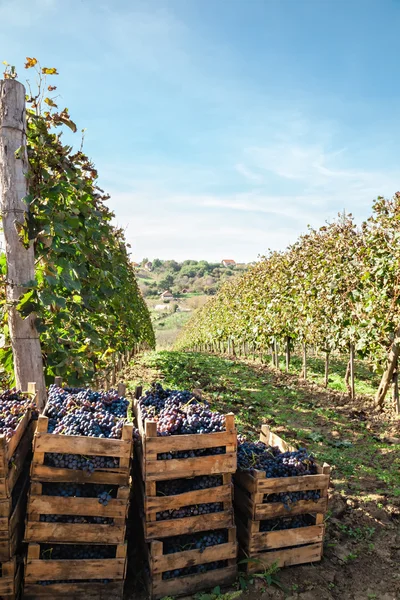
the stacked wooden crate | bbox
[133,393,238,600]
[23,411,134,599]
[0,383,37,599]
[234,425,330,574]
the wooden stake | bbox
[274,339,279,370]
[285,336,290,372]
[302,343,307,379]
[393,367,400,414]
[350,344,355,399]
[0,79,46,410]
[324,352,329,388]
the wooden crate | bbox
[137,469,234,539]
[30,416,133,486]
[147,527,237,599]
[133,400,237,481]
[0,557,22,599]
[25,482,130,545]
[0,383,36,500]
[23,542,127,599]
[234,425,330,573]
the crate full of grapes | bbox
[30,385,134,487]
[145,527,237,599]
[234,425,330,573]
[0,385,37,499]
[23,542,127,599]
[25,480,130,545]
[133,384,237,481]
[137,470,234,540]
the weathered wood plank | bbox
[151,540,237,573]
[24,522,126,544]
[30,464,129,485]
[242,542,323,573]
[28,495,128,518]
[249,524,324,553]
[145,453,237,481]
[25,557,126,581]
[145,510,234,539]
[151,565,237,599]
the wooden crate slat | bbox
[145,510,234,539]
[151,540,237,573]
[28,495,128,518]
[24,521,126,544]
[30,464,129,485]
[254,497,328,520]
[0,419,35,499]
[151,565,237,600]
[241,542,323,573]
[145,481,232,512]
[145,453,237,481]
[0,558,17,596]
[25,557,126,581]
[34,431,131,458]
[3,409,31,462]
[145,430,237,456]
[249,524,324,553]
[23,581,125,599]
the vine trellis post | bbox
[0,79,46,410]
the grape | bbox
[138,384,226,460]
[156,475,223,496]
[46,384,130,439]
[157,502,224,521]
[259,514,315,532]
[238,438,321,508]
[138,383,226,436]
[0,388,38,441]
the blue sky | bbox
[1,0,400,262]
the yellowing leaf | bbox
[25,57,37,69]
[44,97,58,108]
[42,67,58,75]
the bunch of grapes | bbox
[42,482,117,507]
[156,475,223,496]
[157,502,224,521]
[46,385,129,439]
[0,388,37,441]
[163,560,227,580]
[237,438,321,508]
[39,514,113,524]
[138,383,226,437]
[163,529,228,555]
[44,452,119,473]
[157,447,225,461]
[39,543,117,560]
[259,514,314,532]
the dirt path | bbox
[122,351,400,600]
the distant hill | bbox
[134,259,248,298]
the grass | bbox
[125,350,400,501]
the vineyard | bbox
[175,204,400,411]
[0,57,399,600]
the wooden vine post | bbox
[285,336,290,372]
[324,352,329,388]
[302,342,307,379]
[349,344,355,399]
[0,79,46,410]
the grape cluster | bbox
[259,514,314,532]
[42,482,118,499]
[0,388,37,441]
[157,502,223,521]
[39,514,113,524]
[40,543,116,560]
[158,447,225,461]
[264,490,321,508]
[163,529,228,554]
[156,475,223,496]
[44,452,118,473]
[139,383,226,436]
[46,385,129,439]
[163,560,227,580]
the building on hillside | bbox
[144,261,153,271]
[221,259,236,267]
[132,262,140,268]
[160,290,174,301]
[181,288,189,294]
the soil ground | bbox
[122,351,400,600]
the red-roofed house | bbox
[221,259,236,267]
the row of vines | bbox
[0,59,155,385]
[176,196,400,409]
